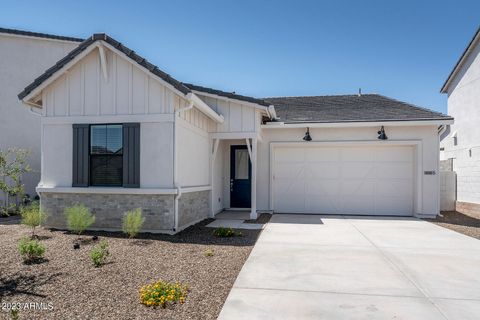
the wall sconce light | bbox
[303,127,312,141]
[377,126,388,140]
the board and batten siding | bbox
[38,46,183,189]
[195,93,263,133]
[175,97,215,132]
[42,48,186,117]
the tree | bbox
[0,148,31,215]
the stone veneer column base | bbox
[455,201,480,219]
[40,192,175,233]
[177,190,210,230]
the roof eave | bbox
[18,33,193,103]
[440,26,480,94]
[262,118,454,128]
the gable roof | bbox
[441,26,480,93]
[0,27,83,43]
[263,94,452,124]
[18,33,191,100]
[183,83,270,107]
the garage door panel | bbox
[275,148,305,162]
[342,196,375,214]
[341,147,375,162]
[275,163,304,179]
[375,163,413,179]
[306,180,340,196]
[305,147,340,162]
[273,145,414,216]
[305,196,341,213]
[375,196,412,215]
[275,178,305,195]
[306,163,341,179]
[376,180,412,197]
[375,146,413,162]
[340,180,375,196]
[341,163,376,179]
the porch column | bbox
[250,138,258,219]
[210,138,220,218]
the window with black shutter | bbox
[72,123,140,188]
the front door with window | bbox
[230,145,251,208]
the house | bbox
[0,28,82,202]
[18,33,453,233]
[440,26,480,216]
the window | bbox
[89,124,123,186]
[235,149,249,179]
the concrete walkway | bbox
[218,214,480,320]
[206,210,265,230]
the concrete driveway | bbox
[218,214,480,320]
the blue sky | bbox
[1,1,478,113]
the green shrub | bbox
[90,240,109,267]
[213,227,236,237]
[20,201,46,237]
[122,208,145,238]
[64,204,95,234]
[18,237,46,263]
[139,280,188,308]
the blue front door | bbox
[230,145,251,208]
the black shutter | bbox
[72,124,89,187]
[123,123,140,188]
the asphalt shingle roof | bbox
[263,94,452,123]
[183,83,270,106]
[15,30,452,124]
[0,27,83,42]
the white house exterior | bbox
[441,27,480,215]
[0,28,81,202]
[19,33,453,233]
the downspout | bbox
[172,98,194,232]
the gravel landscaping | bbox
[0,219,260,320]
[424,211,480,240]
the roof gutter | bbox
[262,119,454,129]
[186,92,224,123]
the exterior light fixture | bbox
[377,126,388,140]
[303,127,312,141]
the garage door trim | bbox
[269,140,423,215]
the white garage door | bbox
[272,145,414,216]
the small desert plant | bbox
[139,280,188,308]
[122,208,145,238]
[10,308,19,320]
[204,248,214,257]
[90,239,109,267]
[213,227,236,237]
[64,204,95,234]
[18,237,46,263]
[20,201,46,237]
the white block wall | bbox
[440,171,456,211]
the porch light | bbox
[303,128,312,141]
[377,126,388,140]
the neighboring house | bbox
[0,28,82,202]
[18,33,453,233]
[441,27,480,215]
